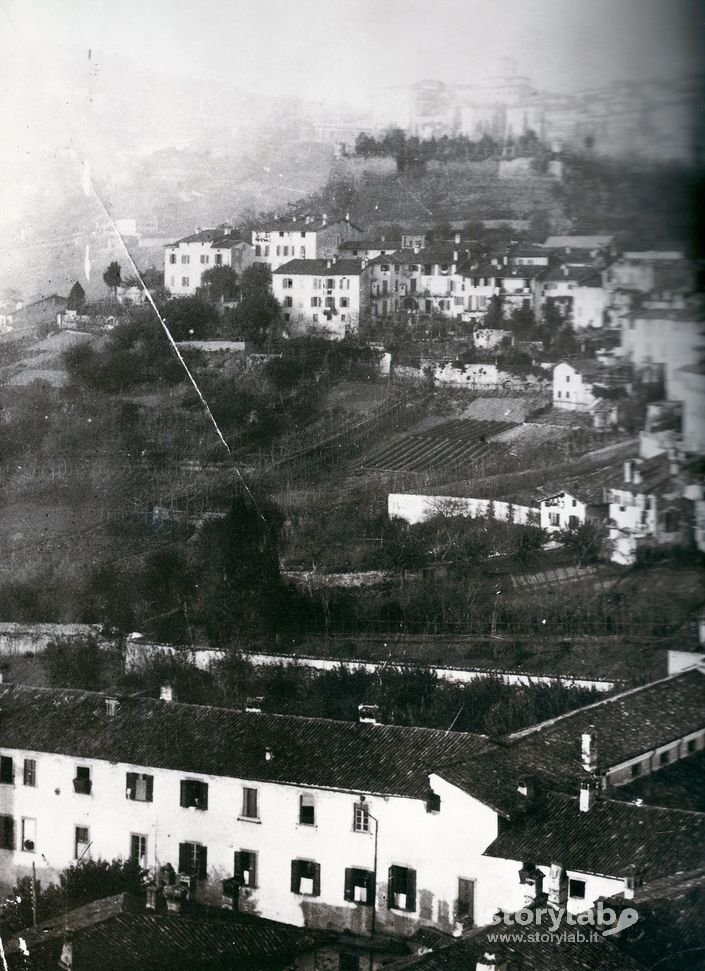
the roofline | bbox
[506,666,705,741]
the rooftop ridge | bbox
[505,665,705,741]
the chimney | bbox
[345,211,350,222]
[264,746,274,761]
[326,259,332,270]
[632,465,642,486]
[454,232,461,245]
[516,776,540,804]
[562,265,569,277]
[623,459,632,484]
[667,447,679,476]
[581,727,598,773]
[518,862,545,905]
[547,862,568,910]
[476,952,507,971]
[160,684,175,703]
[105,697,120,718]
[358,703,381,725]
[623,864,640,901]
[59,934,74,970]
[579,779,597,813]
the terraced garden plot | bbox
[359,418,516,473]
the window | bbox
[180,779,208,810]
[659,751,671,766]
[234,849,257,888]
[282,278,293,289]
[311,297,321,308]
[569,515,579,529]
[181,277,189,287]
[688,739,697,754]
[299,794,315,826]
[340,297,349,308]
[566,375,571,383]
[344,867,374,905]
[181,255,190,264]
[74,826,90,860]
[326,278,335,290]
[255,245,262,257]
[21,818,36,852]
[275,246,281,256]
[130,833,147,866]
[179,841,208,880]
[169,253,176,264]
[200,254,210,265]
[312,314,318,323]
[291,859,320,896]
[284,313,291,322]
[284,296,293,308]
[73,766,91,795]
[0,756,14,784]
[283,246,289,256]
[569,878,586,899]
[23,759,36,787]
[126,772,153,802]
[241,787,258,819]
[630,762,642,778]
[457,878,475,923]
[0,816,14,850]
[300,247,306,258]
[353,802,369,833]
[388,865,416,911]
[565,392,570,399]
[549,513,560,527]
[557,391,562,398]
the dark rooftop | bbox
[273,258,366,277]
[0,684,486,800]
[483,792,705,880]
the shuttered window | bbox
[388,865,416,912]
[291,859,320,896]
[179,842,208,880]
[0,756,14,784]
[180,779,208,810]
[126,772,154,802]
[344,867,375,905]
[234,850,257,888]
[0,815,14,849]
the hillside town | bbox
[1,2,705,969]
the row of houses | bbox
[162,221,699,338]
[0,666,704,950]
[390,449,704,566]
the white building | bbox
[606,455,691,564]
[272,258,370,339]
[676,362,705,454]
[1,670,704,940]
[621,309,705,403]
[252,216,364,272]
[164,229,254,296]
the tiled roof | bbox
[338,239,401,251]
[390,915,646,970]
[504,668,705,782]
[273,258,366,277]
[6,895,318,970]
[606,453,675,495]
[258,218,364,233]
[0,684,486,799]
[543,235,615,249]
[483,792,705,881]
[438,669,705,813]
[537,461,623,506]
[166,229,246,249]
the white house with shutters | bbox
[272,258,370,339]
[1,670,704,944]
[164,228,254,296]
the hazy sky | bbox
[2,0,703,104]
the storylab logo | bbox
[487,902,639,944]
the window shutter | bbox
[180,781,188,808]
[2,816,14,849]
[196,844,208,880]
[178,843,189,873]
[344,867,354,902]
[366,870,376,906]
[291,860,299,893]
[146,775,154,802]
[249,852,257,888]
[126,772,136,799]
[313,862,321,897]
[406,869,417,912]
[200,783,208,811]
[234,851,243,882]
[388,865,398,899]
[130,834,140,860]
